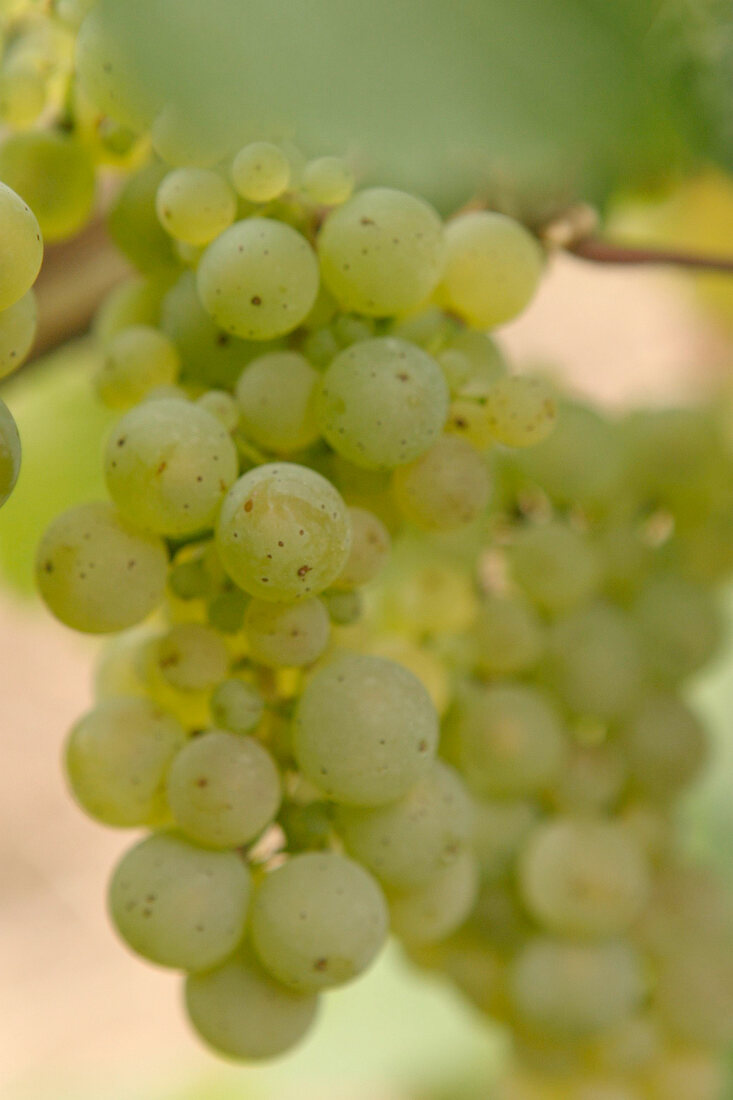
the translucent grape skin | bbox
[156,166,236,245]
[387,849,479,946]
[250,851,388,992]
[293,653,439,806]
[230,142,291,203]
[0,396,21,508]
[166,730,281,849]
[210,677,264,734]
[243,596,331,668]
[0,289,37,379]
[215,463,351,602]
[484,375,557,447]
[0,180,42,309]
[156,623,230,692]
[332,506,391,589]
[95,324,181,410]
[302,156,354,205]
[236,351,320,453]
[392,434,491,532]
[108,831,250,972]
[0,130,95,242]
[65,697,187,827]
[36,501,168,634]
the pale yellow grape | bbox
[0,131,95,241]
[620,693,708,800]
[185,947,319,1060]
[231,142,291,203]
[472,798,540,881]
[333,506,390,589]
[444,399,496,451]
[244,596,330,668]
[508,520,601,615]
[210,677,264,734]
[236,351,320,452]
[0,180,42,309]
[302,156,354,205]
[388,850,478,946]
[635,573,722,682]
[318,187,445,316]
[379,549,477,635]
[0,288,36,380]
[336,760,473,887]
[197,218,319,340]
[108,831,250,972]
[518,818,649,938]
[317,337,448,470]
[197,390,239,431]
[156,623,229,692]
[251,852,388,992]
[392,435,491,531]
[484,375,557,447]
[95,325,180,410]
[135,637,212,731]
[156,167,236,245]
[104,398,239,537]
[551,742,626,814]
[36,501,168,633]
[65,697,187,827]
[439,211,543,328]
[472,593,544,676]
[0,65,46,128]
[216,463,351,601]
[167,730,280,849]
[293,653,438,806]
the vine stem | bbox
[565,237,733,274]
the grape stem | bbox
[565,237,733,274]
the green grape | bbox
[324,588,363,625]
[449,681,567,798]
[155,166,236,246]
[166,729,280,849]
[216,462,351,601]
[387,849,478,946]
[546,603,643,721]
[332,506,390,589]
[236,351,320,453]
[331,313,375,347]
[316,337,449,470]
[551,742,626,814]
[197,218,319,340]
[472,593,544,676]
[390,306,455,355]
[518,818,649,938]
[318,187,444,316]
[508,521,601,615]
[250,851,388,992]
[645,1049,725,1100]
[244,596,330,668]
[468,879,534,959]
[156,623,229,692]
[93,275,169,343]
[279,801,333,853]
[448,329,507,393]
[587,1014,661,1076]
[438,211,543,329]
[437,348,473,394]
[230,142,291,203]
[0,65,46,129]
[619,693,708,801]
[472,797,540,882]
[168,546,214,601]
[302,325,340,369]
[0,395,20,508]
[484,375,557,447]
[0,130,95,241]
[95,324,180,409]
[510,938,645,1037]
[294,652,438,806]
[302,156,354,206]
[210,677,264,734]
[65,697,187,827]
[36,501,168,633]
[108,831,250,972]
[392,435,491,531]
[634,573,722,682]
[444,399,496,451]
[104,398,239,537]
[197,389,239,431]
[107,159,179,275]
[0,180,42,310]
[336,760,473,887]
[185,947,319,1060]
[206,587,248,634]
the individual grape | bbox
[316,337,449,470]
[368,636,449,715]
[518,818,649,938]
[449,329,507,393]
[302,325,340,369]
[251,851,388,992]
[0,131,95,241]
[302,156,354,205]
[436,348,473,394]
[389,306,455,355]
[392,435,491,531]
[166,729,280,849]
[634,573,722,682]
[472,798,541,882]
[107,159,179,275]
[0,65,46,129]
[95,325,181,410]
[438,211,543,328]
[508,521,601,615]
[444,399,496,451]
[108,831,250,972]
[0,180,42,310]
[210,677,264,735]
[93,276,168,343]
[206,587,249,634]
[216,463,351,601]
[448,681,567,798]
[104,398,239,537]
[472,593,544,676]
[196,390,239,432]
[332,506,390,589]
[197,218,319,340]
[484,375,557,447]
[621,692,709,802]
[336,760,473,887]
[387,849,479,946]
[587,1014,661,1076]
[331,312,375,347]
[0,395,21,508]
[551,742,626,814]
[65,697,187,827]
[236,351,320,453]
[243,596,330,668]
[230,142,291,203]
[509,938,645,1037]
[293,652,438,806]
[36,501,168,633]
[323,588,362,625]
[318,187,445,316]
[185,947,319,1060]
[378,545,477,635]
[156,623,229,692]
[168,542,219,601]
[156,167,236,245]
